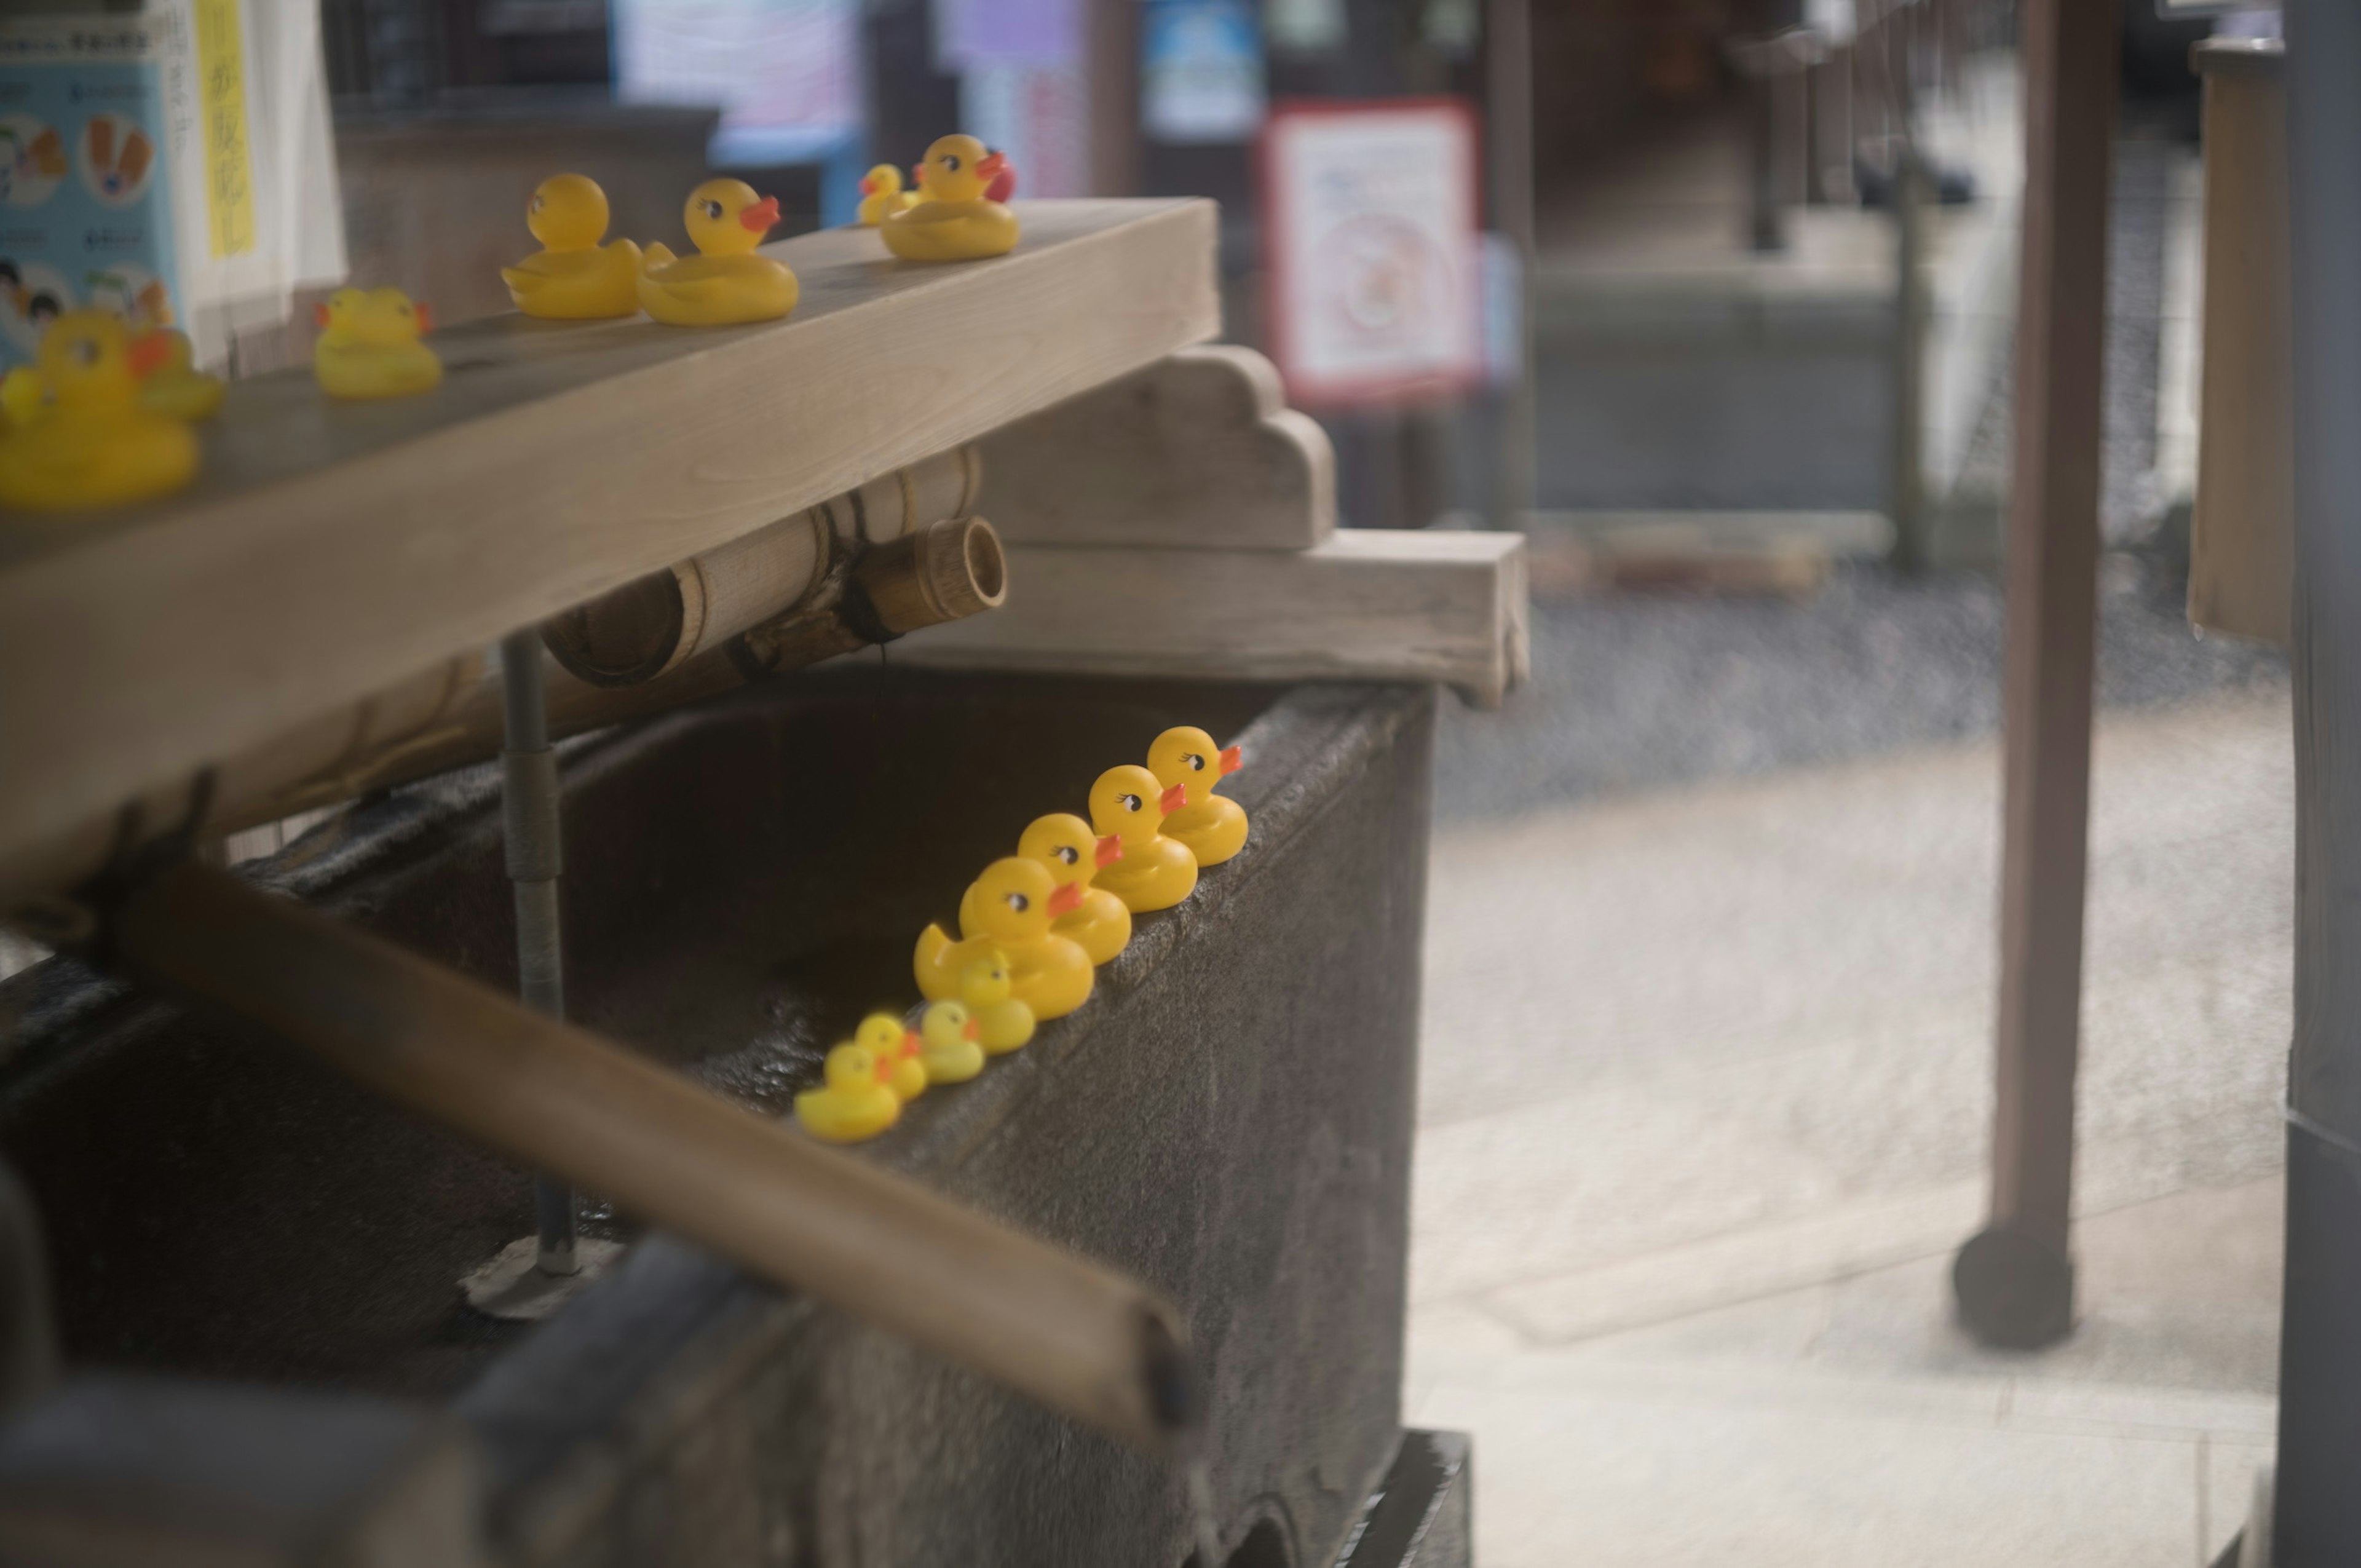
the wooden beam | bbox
[979,347,1334,550]
[0,201,1218,898]
[1952,0,2119,1350]
[896,530,1529,709]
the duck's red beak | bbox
[1219,745,1243,775]
[874,1056,895,1083]
[125,330,170,377]
[413,302,434,333]
[1095,834,1123,867]
[858,174,877,196]
[912,162,927,185]
[1049,882,1083,917]
[978,151,1008,181]
[902,1029,920,1057]
[1159,783,1188,814]
[313,301,330,328]
[963,1018,979,1042]
[741,196,780,233]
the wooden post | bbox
[2277,4,2361,1560]
[1950,0,2118,1350]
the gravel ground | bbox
[1438,131,2279,824]
[1436,560,2287,822]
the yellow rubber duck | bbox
[313,287,443,400]
[1089,764,1196,913]
[914,857,1093,1020]
[964,812,1130,966]
[880,134,1019,263]
[130,329,223,421]
[918,999,986,1083]
[638,179,799,327]
[960,952,1035,1056]
[794,1042,902,1143]
[857,1010,928,1103]
[0,365,44,427]
[856,163,918,226]
[502,172,644,320]
[0,311,198,511]
[1149,727,1249,868]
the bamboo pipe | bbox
[0,517,1007,908]
[544,447,984,687]
[101,861,1195,1452]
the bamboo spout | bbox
[106,861,1195,1453]
[544,448,984,687]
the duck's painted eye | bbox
[531,194,545,212]
[944,154,961,172]
[702,199,724,219]
[1056,845,1078,865]
[1185,753,1205,771]
[395,302,411,315]
[68,338,98,367]
[1004,892,1029,913]
[1118,793,1142,812]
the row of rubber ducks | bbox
[0,133,1021,512]
[793,725,1248,1142]
[504,133,1019,328]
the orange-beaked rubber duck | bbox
[135,329,224,421]
[856,163,918,226]
[1089,764,1197,913]
[857,1011,928,1104]
[919,999,986,1083]
[960,951,1035,1055]
[880,134,1019,262]
[915,857,1094,1020]
[1148,727,1248,868]
[794,1043,902,1142]
[502,172,644,320]
[961,812,1131,967]
[313,287,443,400]
[638,178,799,327]
[0,312,199,510]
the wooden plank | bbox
[978,346,1334,550]
[1953,0,2118,1349]
[0,200,1218,886]
[896,530,1529,708]
[2188,41,2292,646]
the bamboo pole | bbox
[0,516,1006,908]
[105,861,1195,1454]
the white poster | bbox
[615,0,861,160]
[1262,100,1481,406]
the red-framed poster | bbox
[1259,97,1483,409]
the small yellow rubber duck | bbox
[918,999,986,1083]
[965,812,1130,966]
[914,857,1094,1020]
[960,952,1035,1055]
[856,163,918,226]
[794,1043,902,1143]
[502,172,644,320]
[1149,727,1249,868]
[880,134,1019,263]
[132,329,224,421]
[1090,764,1196,913]
[0,312,198,511]
[638,179,799,327]
[313,287,443,400]
[856,1010,928,1104]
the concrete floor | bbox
[1410,694,2288,1566]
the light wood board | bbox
[979,345,1334,550]
[896,529,1529,708]
[0,200,1217,887]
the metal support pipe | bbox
[1950,0,2118,1350]
[105,861,1193,1454]
[500,632,574,1277]
[2279,3,2361,1560]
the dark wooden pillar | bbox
[1950,0,2119,1350]
[2278,4,2361,1561]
